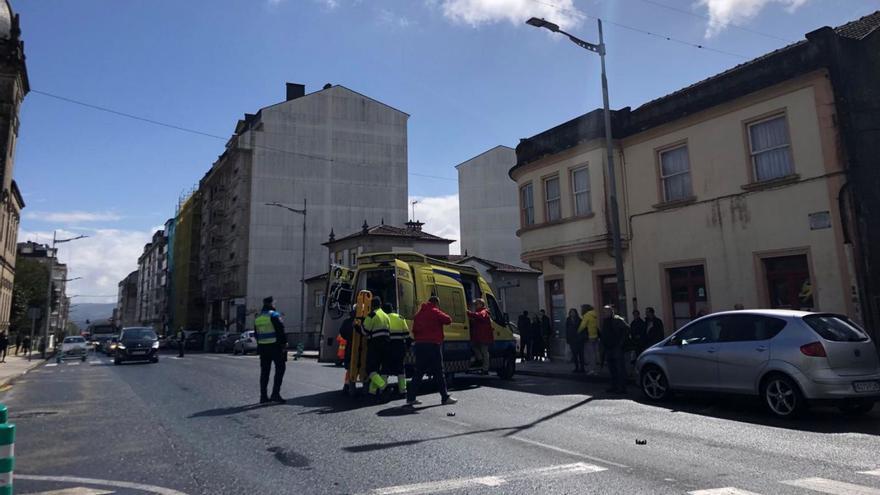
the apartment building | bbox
[199,83,408,333]
[135,229,169,334]
[115,270,139,328]
[511,12,880,337]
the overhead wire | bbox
[31,89,459,182]
[635,0,797,43]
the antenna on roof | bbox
[411,200,420,221]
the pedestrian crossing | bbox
[690,468,880,495]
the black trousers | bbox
[365,337,390,375]
[605,348,627,391]
[259,344,286,397]
[569,339,585,370]
[385,339,407,375]
[406,343,448,403]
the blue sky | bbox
[12,0,880,303]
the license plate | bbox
[853,381,880,393]
[131,350,146,355]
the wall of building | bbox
[172,193,204,332]
[245,86,408,331]
[457,146,523,266]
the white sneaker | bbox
[442,396,458,405]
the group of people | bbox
[0,332,39,360]
[563,305,666,394]
[515,309,553,361]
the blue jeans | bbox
[406,343,448,402]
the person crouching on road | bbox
[467,299,493,375]
[600,305,630,394]
[407,296,457,407]
[362,297,391,396]
[384,303,410,395]
[255,296,288,404]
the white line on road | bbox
[508,436,630,469]
[358,462,606,495]
[202,356,220,360]
[860,469,880,477]
[24,487,115,494]
[15,475,189,495]
[690,488,763,495]
[67,362,80,366]
[45,363,57,367]
[782,477,880,495]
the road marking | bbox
[45,363,57,367]
[782,477,880,495]
[508,436,630,469]
[15,475,189,495]
[690,488,763,495]
[24,487,115,494]
[89,361,102,365]
[67,362,80,366]
[357,462,605,495]
[860,469,880,477]
[203,356,220,360]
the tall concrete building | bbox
[0,1,27,333]
[171,191,203,332]
[135,229,169,334]
[115,270,138,328]
[199,83,408,332]
[456,146,522,266]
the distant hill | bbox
[69,303,116,328]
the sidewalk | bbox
[0,354,45,388]
[516,358,638,384]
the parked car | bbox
[214,332,240,353]
[114,327,159,365]
[184,331,206,351]
[636,310,880,418]
[233,331,257,355]
[59,336,88,362]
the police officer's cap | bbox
[263,296,274,306]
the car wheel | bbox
[497,352,516,380]
[640,366,671,401]
[762,374,805,418]
[838,400,874,416]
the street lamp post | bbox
[41,232,88,358]
[265,200,307,338]
[526,17,628,318]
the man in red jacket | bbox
[468,298,494,375]
[406,296,458,407]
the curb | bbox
[0,359,44,389]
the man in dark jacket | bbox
[338,309,355,369]
[644,307,666,347]
[629,309,647,364]
[517,311,532,361]
[600,305,630,394]
[255,296,288,404]
[406,296,457,406]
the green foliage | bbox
[11,258,49,334]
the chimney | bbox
[405,220,424,233]
[286,83,305,101]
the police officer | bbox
[255,296,288,404]
[362,297,391,395]
[384,303,410,395]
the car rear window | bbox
[803,314,869,342]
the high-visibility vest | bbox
[254,311,278,345]
[362,309,391,339]
[388,313,410,340]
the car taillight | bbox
[800,341,827,357]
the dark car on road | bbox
[114,327,159,365]
[213,332,240,353]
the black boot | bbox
[270,392,285,404]
[260,394,270,404]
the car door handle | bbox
[755,346,768,352]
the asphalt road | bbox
[2,350,879,495]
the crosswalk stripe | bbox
[45,363,57,367]
[782,477,880,495]
[68,362,80,366]
[690,488,763,495]
[860,470,880,477]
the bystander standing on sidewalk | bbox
[532,312,544,361]
[0,332,8,363]
[566,308,585,373]
[629,310,647,369]
[579,305,600,374]
[644,307,665,347]
[13,333,21,356]
[517,311,532,362]
[600,306,630,394]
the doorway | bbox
[667,265,709,330]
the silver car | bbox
[636,310,880,418]
[232,331,258,355]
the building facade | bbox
[511,13,880,339]
[199,83,408,333]
[16,242,68,340]
[172,191,204,332]
[135,229,169,335]
[115,270,138,328]
[0,1,27,333]
[456,146,523,266]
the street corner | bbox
[14,474,190,495]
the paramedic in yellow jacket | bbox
[361,297,391,395]
[384,302,411,394]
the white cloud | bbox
[410,194,461,255]
[698,0,808,37]
[23,210,123,223]
[435,0,584,29]
[18,228,154,304]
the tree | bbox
[11,258,49,337]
